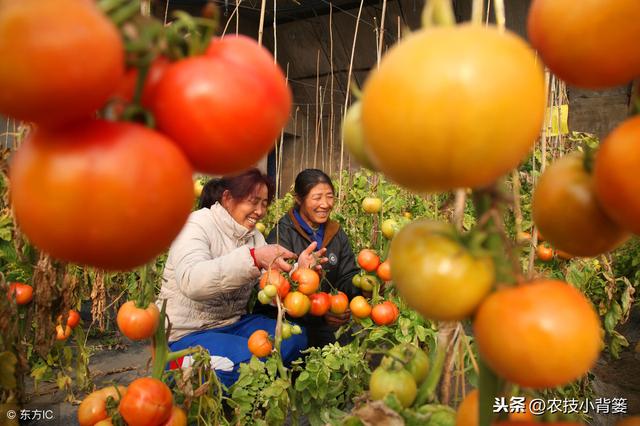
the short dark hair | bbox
[198,168,275,210]
[294,169,334,206]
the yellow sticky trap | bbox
[545,104,569,137]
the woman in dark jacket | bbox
[265,169,361,348]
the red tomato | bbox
[259,269,290,299]
[594,116,640,235]
[283,291,311,318]
[291,267,320,295]
[78,385,127,426]
[0,0,124,126]
[527,0,640,89]
[152,35,292,174]
[473,280,601,389]
[55,324,72,341]
[7,282,33,305]
[536,245,554,262]
[58,310,81,329]
[357,249,380,272]
[329,292,349,314]
[9,120,194,271]
[162,406,188,426]
[247,329,272,358]
[376,260,392,282]
[349,296,372,319]
[371,302,396,326]
[117,301,160,341]
[118,377,173,426]
[112,56,171,109]
[309,292,331,316]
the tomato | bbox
[594,116,640,235]
[349,296,372,319]
[357,249,380,272]
[343,101,376,170]
[516,231,531,245]
[456,390,536,426]
[361,197,382,214]
[58,310,81,329]
[152,35,291,174]
[616,417,640,426]
[78,385,127,426]
[7,282,33,305]
[473,280,601,389]
[309,292,331,316]
[351,274,362,288]
[361,25,544,192]
[262,284,278,298]
[119,377,173,426]
[259,269,290,299]
[358,275,377,292]
[116,301,160,341]
[291,267,320,295]
[55,324,72,341]
[162,406,188,426]
[536,244,554,262]
[94,419,113,426]
[390,220,494,321]
[281,323,292,339]
[369,365,417,408]
[247,329,272,358]
[494,423,583,426]
[283,291,311,318]
[329,292,349,314]
[9,120,193,270]
[0,0,124,126]
[257,290,272,305]
[376,260,392,282]
[371,302,396,326]
[533,152,628,257]
[387,343,429,385]
[386,301,400,322]
[381,219,399,240]
[527,0,640,89]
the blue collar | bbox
[293,209,325,248]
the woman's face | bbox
[298,183,334,227]
[223,183,269,230]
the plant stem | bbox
[414,321,454,406]
[478,357,500,426]
[421,0,456,28]
[471,0,484,25]
[151,299,168,379]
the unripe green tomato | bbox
[257,290,272,305]
[282,323,292,339]
[263,284,278,298]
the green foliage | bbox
[291,342,371,426]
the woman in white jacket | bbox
[158,168,317,387]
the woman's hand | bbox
[298,241,328,271]
[324,309,351,327]
[253,244,297,272]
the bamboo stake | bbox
[221,0,243,37]
[337,0,365,210]
[306,104,311,169]
[472,0,483,25]
[453,189,466,231]
[320,85,326,172]
[236,0,240,34]
[329,3,335,177]
[313,50,321,168]
[493,0,505,31]
[377,0,387,68]
[293,106,299,179]
[163,0,170,25]
[257,0,267,45]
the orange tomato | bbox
[55,324,72,341]
[7,282,33,305]
[116,301,160,341]
[361,24,544,192]
[594,116,640,235]
[291,267,320,295]
[371,302,396,326]
[527,0,640,89]
[536,245,554,262]
[247,329,272,358]
[330,292,349,314]
[376,260,392,282]
[455,390,535,426]
[162,406,188,426]
[349,296,372,319]
[283,291,311,318]
[616,416,640,426]
[357,249,380,272]
[473,280,601,389]
[259,269,290,299]
[78,385,127,426]
[118,377,173,426]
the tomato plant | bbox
[7,282,33,305]
[357,249,380,272]
[0,0,124,126]
[594,116,640,235]
[390,220,494,320]
[349,295,372,319]
[291,267,320,295]
[260,269,290,299]
[247,330,272,358]
[387,343,429,385]
[533,152,628,256]
[361,24,545,191]
[118,377,173,426]
[527,0,640,89]
[309,292,331,316]
[116,301,160,341]
[9,120,194,270]
[329,292,349,314]
[283,291,310,318]
[369,364,417,408]
[152,35,292,174]
[473,280,601,389]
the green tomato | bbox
[282,323,292,339]
[291,324,302,335]
[352,274,362,288]
[388,343,430,384]
[369,365,417,408]
[263,284,278,298]
[359,275,377,292]
[257,290,272,305]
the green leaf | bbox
[604,301,622,332]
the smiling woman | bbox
[157,168,314,387]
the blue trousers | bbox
[169,314,307,388]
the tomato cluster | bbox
[2,1,292,272]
